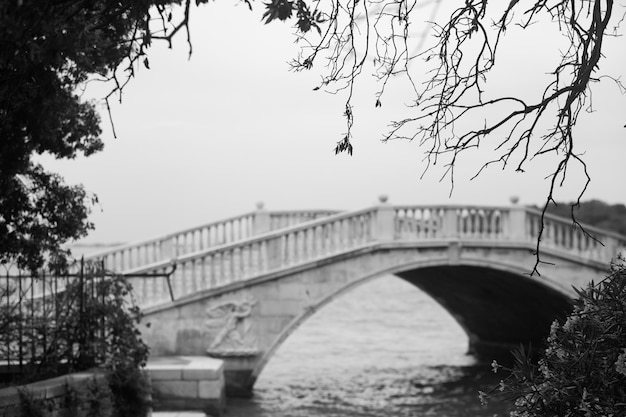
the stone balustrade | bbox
[79,199,625,309]
[82,208,338,273]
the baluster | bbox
[189,259,198,293]
[302,229,310,261]
[142,276,152,306]
[301,229,308,261]
[546,221,554,247]
[457,210,466,237]
[147,243,153,264]
[213,224,219,245]
[489,211,497,238]
[395,209,403,238]
[565,226,573,250]
[245,244,253,277]
[230,247,242,283]
[228,248,236,282]
[292,232,299,264]
[572,228,581,253]
[216,224,223,245]
[180,234,186,255]
[412,209,420,238]
[218,251,226,286]
[225,249,233,283]
[478,210,486,237]
[346,219,354,247]
[473,210,480,237]
[207,254,216,288]
[246,243,254,277]
[354,215,362,244]
[333,219,343,252]
[229,222,235,243]
[238,246,245,278]
[469,210,477,237]
[260,240,268,273]
[289,233,297,265]
[360,214,367,243]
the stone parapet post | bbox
[374,195,395,242]
[507,204,527,241]
[253,202,271,235]
[160,237,176,261]
[441,208,459,238]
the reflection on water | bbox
[226,276,512,417]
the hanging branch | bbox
[286,0,622,274]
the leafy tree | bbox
[1,1,168,271]
[484,258,626,416]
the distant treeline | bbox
[540,200,626,236]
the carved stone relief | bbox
[205,296,260,357]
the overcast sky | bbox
[40,2,626,245]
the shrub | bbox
[108,366,152,417]
[485,257,626,416]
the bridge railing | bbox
[82,208,338,274]
[269,210,341,230]
[393,205,510,240]
[394,204,626,261]
[524,208,626,262]
[117,202,625,308]
[123,207,378,307]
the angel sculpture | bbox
[205,297,258,356]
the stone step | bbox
[146,356,225,417]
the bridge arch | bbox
[140,241,611,396]
[249,257,574,387]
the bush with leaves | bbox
[59,271,152,417]
[484,257,626,416]
[0,263,151,416]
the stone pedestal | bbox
[146,356,225,417]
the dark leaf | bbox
[263,0,294,24]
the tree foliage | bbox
[0,1,172,271]
[484,258,626,416]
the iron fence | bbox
[0,259,161,385]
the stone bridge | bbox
[85,199,626,396]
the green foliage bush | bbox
[17,388,45,417]
[485,257,626,416]
[2,266,151,417]
[108,366,151,417]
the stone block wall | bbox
[146,356,225,417]
[0,371,111,417]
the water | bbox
[225,276,512,417]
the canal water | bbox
[225,276,513,417]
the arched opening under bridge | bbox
[250,264,573,389]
